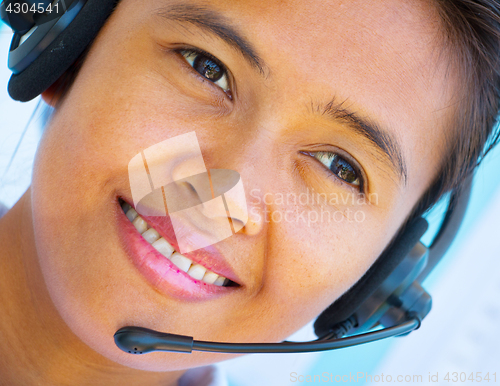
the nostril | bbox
[228,217,245,233]
[237,215,263,236]
[182,181,197,194]
[230,217,244,226]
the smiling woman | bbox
[0,0,500,385]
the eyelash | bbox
[177,48,233,99]
[301,150,365,193]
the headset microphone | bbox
[114,318,421,355]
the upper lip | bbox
[120,196,241,286]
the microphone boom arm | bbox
[114,315,420,355]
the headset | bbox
[1,0,474,355]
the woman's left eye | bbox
[308,151,363,189]
[180,49,231,95]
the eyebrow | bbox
[318,98,408,183]
[155,3,268,76]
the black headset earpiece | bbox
[1,2,474,354]
[313,216,430,338]
[1,0,118,102]
[314,175,472,340]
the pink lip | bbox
[115,197,240,301]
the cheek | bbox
[254,203,395,334]
[30,136,238,371]
[29,117,179,369]
[30,127,125,345]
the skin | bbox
[0,0,459,384]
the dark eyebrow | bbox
[155,3,267,76]
[318,98,408,184]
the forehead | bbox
[216,0,448,100]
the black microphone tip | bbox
[114,326,155,354]
[114,326,194,354]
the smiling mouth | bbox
[118,198,238,287]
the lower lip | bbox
[115,199,231,301]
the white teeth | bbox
[141,228,160,244]
[214,276,228,287]
[132,216,148,234]
[187,264,207,280]
[170,252,193,272]
[126,208,139,222]
[202,271,219,284]
[123,204,232,286]
[151,238,175,258]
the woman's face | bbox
[31,0,456,371]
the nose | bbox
[163,167,263,253]
[128,131,266,248]
[178,168,261,235]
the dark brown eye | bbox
[309,151,362,188]
[193,54,223,81]
[181,50,230,92]
[331,156,359,184]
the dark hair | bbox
[411,0,500,219]
[47,0,500,220]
